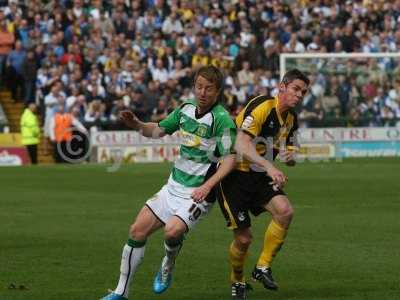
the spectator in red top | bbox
[60,44,82,66]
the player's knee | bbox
[276,205,294,227]
[129,223,147,240]
[164,224,185,241]
[235,232,253,249]
[283,205,294,221]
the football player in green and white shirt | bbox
[101,66,237,300]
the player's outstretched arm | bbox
[235,131,287,187]
[119,110,166,138]
[191,154,236,203]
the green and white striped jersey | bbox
[159,99,236,199]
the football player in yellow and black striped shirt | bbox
[217,69,310,299]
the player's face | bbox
[194,75,220,113]
[280,79,309,107]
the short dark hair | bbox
[194,65,225,102]
[194,65,224,92]
[281,69,310,86]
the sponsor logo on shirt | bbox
[181,130,201,147]
[196,124,208,137]
[242,116,254,129]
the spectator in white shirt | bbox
[237,61,255,87]
[204,9,223,30]
[150,58,169,84]
[284,33,305,53]
[162,11,183,35]
[44,82,66,137]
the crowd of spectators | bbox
[0,0,400,133]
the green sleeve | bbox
[158,107,181,135]
[214,113,237,157]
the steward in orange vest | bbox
[54,112,73,142]
[49,105,87,163]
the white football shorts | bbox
[145,185,214,231]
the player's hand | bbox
[266,165,287,188]
[119,110,140,130]
[281,146,298,166]
[191,184,212,203]
[280,150,296,166]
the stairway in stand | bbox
[0,90,54,164]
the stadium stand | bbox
[0,0,399,137]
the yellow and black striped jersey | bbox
[235,95,298,172]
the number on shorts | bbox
[188,204,202,220]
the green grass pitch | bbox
[1,158,399,300]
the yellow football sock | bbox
[229,241,248,283]
[256,219,287,268]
